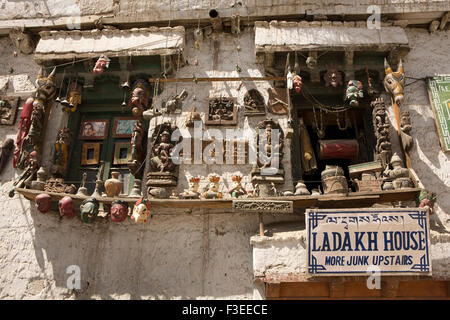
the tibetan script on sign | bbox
[306,208,431,276]
[427,75,450,153]
[233,200,293,213]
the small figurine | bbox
[93,55,111,74]
[162,89,188,114]
[35,193,52,213]
[128,79,151,117]
[344,80,364,107]
[58,196,74,219]
[179,177,200,199]
[202,175,222,199]
[51,127,73,177]
[382,153,413,190]
[110,200,129,222]
[228,175,247,198]
[80,198,99,223]
[294,181,310,195]
[131,198,151,223]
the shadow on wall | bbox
[28,205,301,299]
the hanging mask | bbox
[293,75,303,93]
[131,198,150,223]
[344,80,364,107]
[80,198,99,223]
[110,200,129,222]
[58,196,74,219]
[35,193,52,213]
[93,55,111,74]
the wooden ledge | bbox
[14,187,421,211]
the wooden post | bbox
[259,213,264,236]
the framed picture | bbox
[79,119,109,140]
[81,143,101,165]
[0,96,19,125]
[112,117,138,138]
[113,142,132,165]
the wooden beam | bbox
[148,77,285,83]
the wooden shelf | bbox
[14,187,421,213]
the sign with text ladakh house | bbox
[306,208,431,276]
[427,75,450,153]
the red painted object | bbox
[318,139,359,159]
[13,97,34,168]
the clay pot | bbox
[105,171,122,197]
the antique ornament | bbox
[206,98,237,125]
[0,97,19,125]
[131,198,151,223]
[35,193,52,214]
[324,65,344,88]
[382,153,413,190]
[9,29,35,55]
[344,80,364,107]
[110,200,129,222]
[93,55,111,74]
[243,89,265,116]
[104,171,123,197]
[128,120,146,179]
[185,107,202,127]
[232,200,294,213]
[0,138,14,174]
[306,56,318,69]
[294,180,310,196]
[293,74,303,93]
[58,196,75,219]
[384,58,405,105]
[12,150,39,190]
[76,172,89,196]
[44,177,77,194]
[372,97,392,169]
[30,166,47,190]
[228,175,247,198]
[80,198,99,223]
[51,127,73,177]
[321,165,349,195]
[299,117,317,175]
[65,81,82,112]
[400,111,413,152]
[13,97,34,168]
[267,87,288,115]
[146,123,180,198]
[162,89,188,114]
[128,79,151,117]
[179,177,200,199]
[202,175,223,199]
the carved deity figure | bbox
[51,127,73,177]
[202,176,222,199]
[384,58,405,105]
[208,98,234,122]
[179,177,200,199]
[66,81,82,113]
[228,175,247,198]
[256,119,284,170]
[372,97,392,169]
[324,65,344,88]
[149,126,178,173]
[128,120,146,178]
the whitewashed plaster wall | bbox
[0,26,449,300]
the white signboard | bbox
[306,208,431,276]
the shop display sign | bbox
[306,208,431,276]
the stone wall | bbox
[0,25,449,299]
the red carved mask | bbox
[58,196,74,219]
[35,193,52,213]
